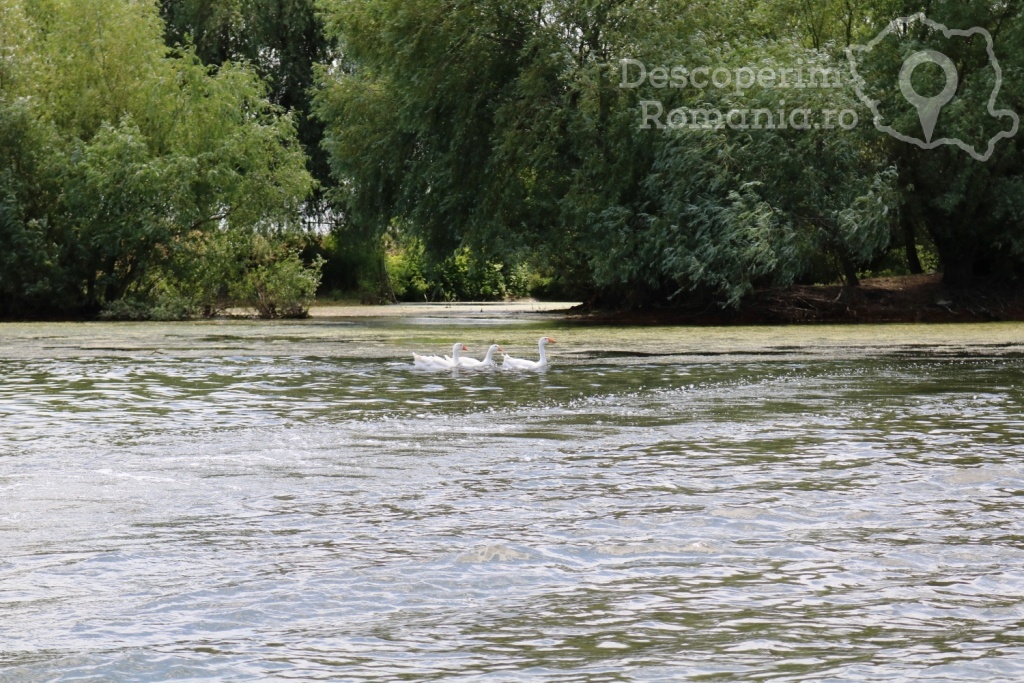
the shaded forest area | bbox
[2,0,1023,320]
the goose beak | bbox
[461,344,469,351]
[545,337,556,343]
[497,346,504,353]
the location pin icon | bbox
[898,50,959,143]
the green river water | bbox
[1,305,1023,681]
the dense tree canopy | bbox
[2,0,1023,317]
[315,0,1024,304]
[0,0,314,318]
[158,0,334,192]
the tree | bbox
[852,4,1024,287]
[159,0,335,192]
[0,0,314,317]
[314,0,899,306]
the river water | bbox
[2,307,1024,681]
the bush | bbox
[386,239,429,301]
[230,250,324,318]
[432,248,514,301]
[99,294,197,321]
[98,299,153,321]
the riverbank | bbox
[3,275,1021,327]
[568,274,1024,326]
[306,300,578,319]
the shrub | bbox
[230,251,324,318]
[98,298,153,321]
[386,239,429,301]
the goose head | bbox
[451,342,469,359]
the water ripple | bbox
[2,348,1024,681]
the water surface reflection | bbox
[1,317,1023,681]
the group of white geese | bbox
[413,336,555,371]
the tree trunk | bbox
[935,237,975,288]
[928,217,976,288]
[840,254,860,288]
[903,218,924,274]
[941,257,975,288]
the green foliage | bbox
[148,229,251,318]
[99,295,197,322]
[314,0,905,306]
[848,3,1024,286]
[0,0,313,318]
[229,238,324,318]
[385,238,429,301]
[430,248,528,302]
[97,230,327,320]
[0,96,70,316]
[6,0,1024,316]
[63,119,181,303]
[158,0,334,189]
[308,229,390,302]
[382,237,535,302]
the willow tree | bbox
[159,0,334,198]
[848,2,1024,287]
[0,0,313,317]
[315,0,899,305]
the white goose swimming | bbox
[502,337,555,371]
[413,342,469,371]
[459,344,504,370]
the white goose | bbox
[459,344,504,370]
[413,342,469,371]
[502,337,555,371]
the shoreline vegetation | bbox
[293,273,1024,326]
[3,1,1024,324]
[6,274,1021,327]
[567,274,1024,326]
[304,272,1024,326]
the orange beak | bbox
[545,337,556,343]
[497,345,504,353]
[461,344,469,351]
